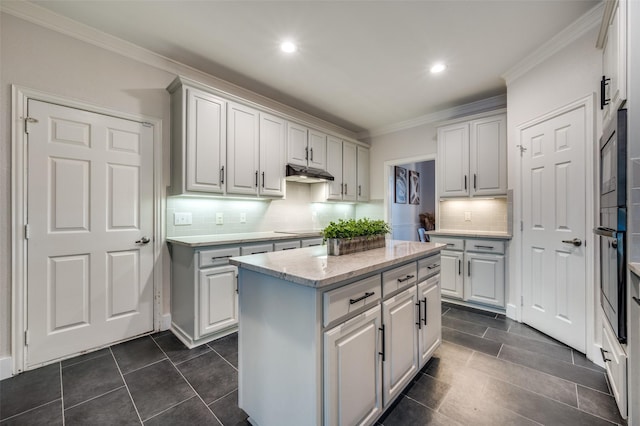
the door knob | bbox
[135,236,151,245]
[561,238,582,247]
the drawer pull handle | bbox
[307,244,321,247]
[468,261,471,277]
[397,274,415,283]
[281,247,297,250]
[212,255,233,260]
[416,302,422,329]
[446,243,455,247]
[379,325,386,362]
[349,291,375,305]
[458,259,462,275]
[251,251,268,254]
[600,347,611,363]
[474,245,495,250]
[633,296,640,306]
[427,264,440,270]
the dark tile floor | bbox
[0,302,625,425]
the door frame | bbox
[383,154,437,236]
[515,94,598,363]
[11,85,164,374]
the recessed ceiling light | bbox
[430,63,446,74]
[280,41,297,53]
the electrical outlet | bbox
[464,211,472,221]
[216,212,224,225]
[174,212,192,225]
[240,212,246,223]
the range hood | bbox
[285,164,335,183]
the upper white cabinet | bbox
[600,0,627,126]
[287,123,327,170]
[325,137,357,201]
[437,113,507,198]
[226,103,286,197]
[169,83,227,195]
[357,146,370,202]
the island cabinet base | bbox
[235,246,443,426]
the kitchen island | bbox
[230,240,445,426]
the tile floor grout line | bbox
[151,336,225,426]
[141,394,199,423]
[496,343,504,358]
[0,398,63,423]
[109,347,144,425]
[571,348,576,365]
[209,347,238,372]
[63,385,127,411]
[171,347,213,367]
[59,362,66,426]
[61,350,111,370]
[119,356,168,376]
[207,387,238,406]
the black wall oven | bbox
[594,108,627,343]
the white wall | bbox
[0,12,355,361]
[506,26,602,342]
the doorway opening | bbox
[384,156,436,241]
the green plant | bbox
[322,218,391,241]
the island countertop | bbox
[229,240,445,288]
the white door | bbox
[287,122,308,167]
[521,106,586,352]
[417,276,441,368]
[198,266,238,338]
[464,253,505,308]
[437,122,469,197]
[323,306,382,426]
[440,250,464,299]
[26,99,154,368]
[342,142,357,202]
[470,114,507,196]
[227,102,259,196]
[259,112,286,197]
[326,136,343,200]
[308,129,327,170]
[356,146,370,202]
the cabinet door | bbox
[357,146,370,202]
[326,136,344,200]
[437,122,469,197]
[342,142,357,202]
[602,0,627,125]
[227,103,259,195]
[259,113,286,196]
[470,114,507,196]
[186,88,226,193]
[440,250,464,299]
[417,276,441,368]
[198,266,238,339]
[287,122,309,166]
[464,252,505,307]
[382,285,418,407]
[308,129,327,170]
[324,306,383,426]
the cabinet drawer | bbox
[429,236,464,251]
[465,239,505,254]
[240,243,274,255]
[323,275,381,327]
[274,240,301,251]
[383,262,418,297]
[418,255,441,282]
[301,237,324,248]
[199,247,241,268]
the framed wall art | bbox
[409,170,420,205]
[394,166,407,204]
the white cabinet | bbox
[602,318,628,418]
[628,273,640,424]
[287,123,327,170]
[381,285,419,406]
[431,236,506,309]
[342,142,357,201]
[227,103,285,197]
[437,113,507,198]
[168,83,227,195]
[324,306,383,426]
[601,0,627,126]
[417,275,441,368]
[357,146,370,202]
[325,137,357,201]
[198,265,238,338]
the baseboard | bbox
[506,303,518,321]
[160,313,171,331]
[0,356,13,380]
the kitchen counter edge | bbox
[427,230,512,240]
[229,240,446,289]
[166,231,323,247]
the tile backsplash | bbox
[166,182,356,237]
[438,198,509,232]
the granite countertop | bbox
[427,229,512,240]
[166,231,322,247]
[229,240,446,288]
[629,263,640,277]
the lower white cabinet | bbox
[198,265,238,339]
[602,317,628,418]
[464,252,505,307]
[324,306,383,426]
[440,250,464,299]
[418,275,441,367]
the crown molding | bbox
[358,94,507,139]
[501,2,604,85]
[0,1,358,139]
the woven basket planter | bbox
[326,234,386,256]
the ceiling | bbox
[27,0,600,135]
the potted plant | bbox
[322,218,391,256]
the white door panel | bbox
[26,99,154,367]
[522,106,586,352]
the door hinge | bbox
[24,117,38,134]
[24,330,29,346]
[24,224,30,240]
[520,221,524,232]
